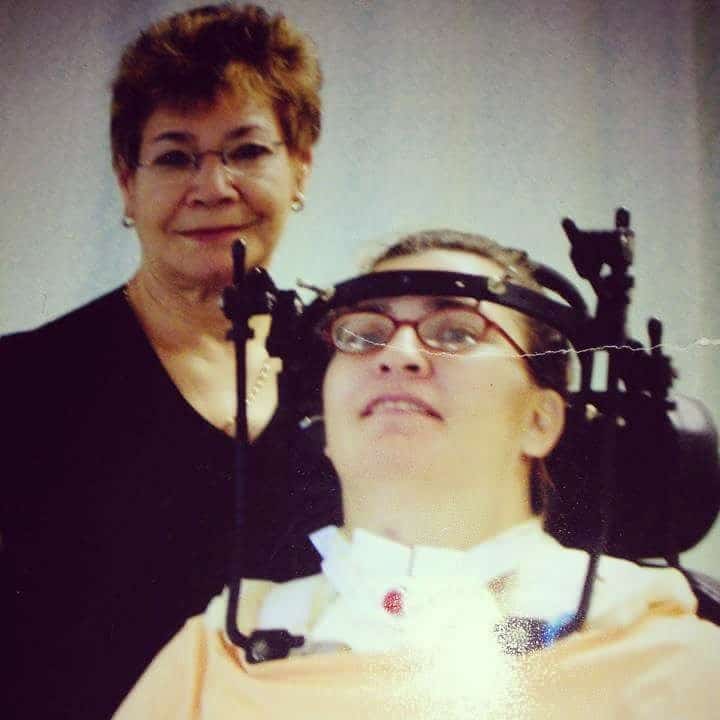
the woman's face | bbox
[323,249,552,493]
[119,90,310,290]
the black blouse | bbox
[1,287,339,719]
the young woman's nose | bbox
[375,325,432,376]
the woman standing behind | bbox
[1,5,324,719]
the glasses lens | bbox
[148,149,196,173]
[224,139,279,177]
[330,312,395,354]
[419,308,490,353]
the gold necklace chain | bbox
[123,284,273,434]
[221,356,273,435]
[244,358,272,406]
[220,357,272,437]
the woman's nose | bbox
[185,156,239,206]
[375,325,432,376]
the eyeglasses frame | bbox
[319,301,529,361]
[134,140,285,181]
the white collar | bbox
[242,518,696,656]
[310,519,546,585]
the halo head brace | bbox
[296,266,720,561]
[223,213,720,662]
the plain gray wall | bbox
[1,0,718,572]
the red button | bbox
[382,589,404,615]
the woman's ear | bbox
[295,149,313,194]
[522,388,566,459]
[116,161,136,220]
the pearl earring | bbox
[290,192,305,213]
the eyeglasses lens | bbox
[222,139,279,176]
[418,309,489,353]
[331,313,395,354]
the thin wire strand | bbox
[330,329,720,362]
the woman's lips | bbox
[362,394,442,420]
[177,225,252,243]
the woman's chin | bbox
[183,264,235,292]
[171,236,272,284]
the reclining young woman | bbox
[113,230,720,719]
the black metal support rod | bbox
[559,210,634,637]
[224,240,253,649]
[220,242,306,662]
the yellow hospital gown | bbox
[113,521,720,719]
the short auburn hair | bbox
[110,3,322,171]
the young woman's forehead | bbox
[355,295,475,313]
[372,248,505,278]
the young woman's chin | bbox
[365,412,441,438]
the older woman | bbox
[1,5,328,719]
[112,230,720,719]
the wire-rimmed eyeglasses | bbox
[136,139,285,184]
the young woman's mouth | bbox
[362,394,442,420]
